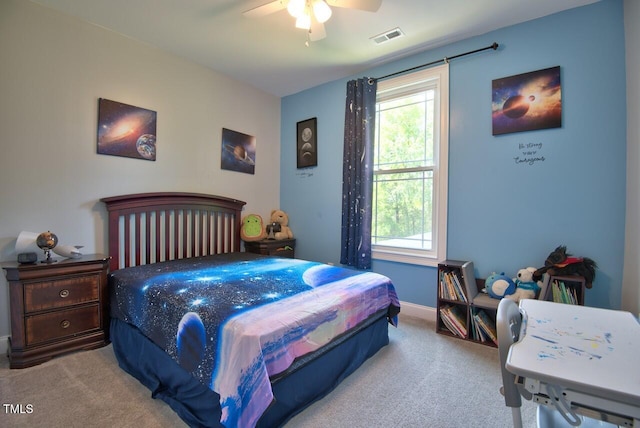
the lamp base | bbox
[40,249,57,263]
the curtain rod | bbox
[374,42,499,82]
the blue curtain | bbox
[340,77,377,270]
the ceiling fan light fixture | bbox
[295,11,312,30]
[312,0,332,23]
[287,0,306,18]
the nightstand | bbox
[244,239,296,258]
[2,254,110,369]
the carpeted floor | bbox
[0,315,536,427]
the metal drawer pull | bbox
[59,289,70,298]
[60,320,70,329]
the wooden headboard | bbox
[101,192,246,272]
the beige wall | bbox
[623,0,640,316]
[0,0,281,346]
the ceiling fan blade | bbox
[309,20,326,41]
[243,0,287,18]
[326,0,382,12]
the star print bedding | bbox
[109,252,400,428]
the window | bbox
[372,64,449,266]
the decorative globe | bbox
[36,231,58,263]
[36,231,58,251]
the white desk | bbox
[506,299,640,426]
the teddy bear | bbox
[505,267,542,303]
[266,209,293,240]
[485,272,516,299]
[240,214,267,241]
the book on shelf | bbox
[439,271,467,302]
[438,271,448,299]
[470,315,486,342]
[469,313,486,342]
[439,272,447,300]
[450,271,468,302]
[472,309,498,346]
[439,304,467,337]
[440,312,464,337]
[551,279,578,304]
[446,272,457,300]
[439,306,462,336]
[444,272,456,299]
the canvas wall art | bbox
[221,128,256,174]
[296,117,317,168]
[97,98,157,160]
[492,66,562,135]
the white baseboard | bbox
[398,301,436,323]
[0,335,8,355]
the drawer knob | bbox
[60,320,71,329]
[59,289,70,298]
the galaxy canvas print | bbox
[221,128,255,174]
[492,66,562,135]
[97,98,157,160]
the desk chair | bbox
[497,298,530,428]
[496,299,619,428]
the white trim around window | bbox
[372,63,449,267]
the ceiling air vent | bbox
[371,27,405,45]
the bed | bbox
[101,192,400,428]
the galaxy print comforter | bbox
[109,252,400,428]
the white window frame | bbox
[372,63,449,267]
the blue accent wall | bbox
[281,0,626,310]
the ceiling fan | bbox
[243,0,383,44]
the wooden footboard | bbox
[101,192,246,272]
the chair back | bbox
[497,299,527,407]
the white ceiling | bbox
[29,0,599,97]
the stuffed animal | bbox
[240,214,267,242]
[485,272,516,299]
[505,267,541,303]
[533,245,597,288]
[267,209,293,240]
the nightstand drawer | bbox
[24,274,100,313]
[25,304,100,346]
